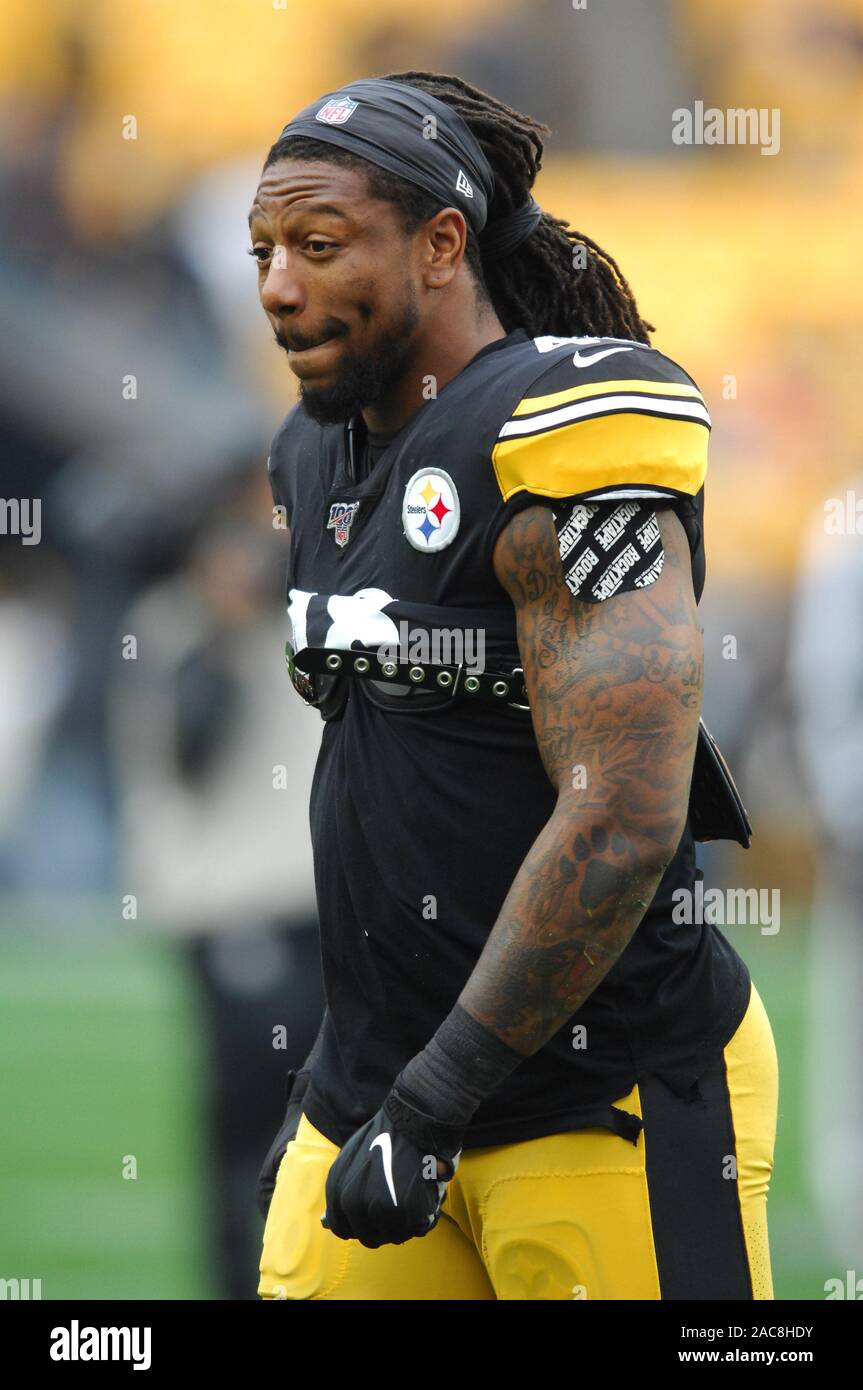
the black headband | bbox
[275,78,542,260]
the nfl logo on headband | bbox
[316,97,358,126]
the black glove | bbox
[257,1067,311,1218]
[322,1088,463,1248]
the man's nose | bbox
[260,249,306,317]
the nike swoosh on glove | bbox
[322,1089,463,1248]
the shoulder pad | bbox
[491,336,710,504]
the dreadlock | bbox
[263,71,652,343]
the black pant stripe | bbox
[640,1057,753,1300]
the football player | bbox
[251,72,778,1300]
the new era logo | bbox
[316,97,358,126]
[455,169,474,198]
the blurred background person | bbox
[109,487,324,1301]
[789,480,863,1275]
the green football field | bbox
[0,902,836,1300]
[0,917,211,1300]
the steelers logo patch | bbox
[401,469,460,552]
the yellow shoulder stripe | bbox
[512,377,705,418]
[491,411,708,503]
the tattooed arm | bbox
[458,504,703,1055]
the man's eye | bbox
[248,246,272,265]
[305,239,334,254]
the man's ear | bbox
[421,207,468,289]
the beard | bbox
[291,289,421,426]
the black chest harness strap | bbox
[288,643,753,848]
[293,643,530,707]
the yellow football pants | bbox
[259,981,778,1300]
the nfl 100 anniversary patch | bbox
[552,499,665,601]
[327,500,360,548]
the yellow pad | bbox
[491,411,709,503]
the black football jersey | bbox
[268,327,750,1149]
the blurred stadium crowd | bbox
[1,0,862,1298]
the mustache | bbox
[273,321,348,353]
